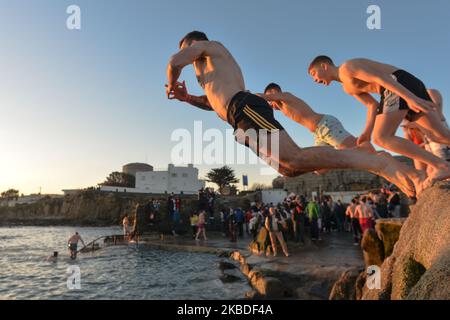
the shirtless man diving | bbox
[308,56,450,186]
[403,89,450,171]
[261,82,375,151]
[165,31,424,197]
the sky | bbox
[0,0,449,194]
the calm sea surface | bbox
[0,226,250,300]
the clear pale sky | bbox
[1,0,449,194]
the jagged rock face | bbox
[329,268,361,300]
[362,182,450,300]
[406,251,450,299]
[361,229,385,267]
[0,191,203,227]
[375,219,405,258]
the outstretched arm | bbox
[354,93,380,145]
[344,61,436,113]
[261,92,306,122]
[186,95,213,111]
[261,92,286,103]
[166,41,209,97]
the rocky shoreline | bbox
[330,182,450,300]
[3,183,448,300]
[0,219,116,227]
[0,190,201,228]
[135,231,364,300]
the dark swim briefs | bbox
[227,91,285,146]
[377,70,432,122]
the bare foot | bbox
[376,151,427,197]
[425,164,450,190]
[355,141,377,154]
[408,169,428,197]
[375,153,416,198]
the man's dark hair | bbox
[179,31,209,48]
[264,83,282,93]
[308,55,335,71]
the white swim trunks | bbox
[313,115,352,148]
[424,140,450,161]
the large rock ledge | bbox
[230,251,287,299]
[362,182,450,300]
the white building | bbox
[136,164,204,194]
[260,189,288,205]
[99,164,205,195]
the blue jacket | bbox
[234,209,244,223]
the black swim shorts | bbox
[227,91,284,132]
[377,70,431,122]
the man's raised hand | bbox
[166,81,188,101]
[357,131,372,146]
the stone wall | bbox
[0,190,200,228]
[283,156,413,196]
[284,169,385,196]
[0,190,257,231]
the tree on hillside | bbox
[206,166,239,195]
[101,172,135,188]
[272,176,285,189]
[1,189,20,201]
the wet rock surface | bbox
[233,232,364,299]
[329,268,362,300]
[362,182,450,300]
[361,229,385,267]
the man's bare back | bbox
[261,91,323,133]
[68,234,82,244]
[339,58,398,96]
[261,83,362,151]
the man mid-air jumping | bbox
[165,31,426,197]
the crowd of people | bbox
[210,184,405,255]
[119,183,405,257]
